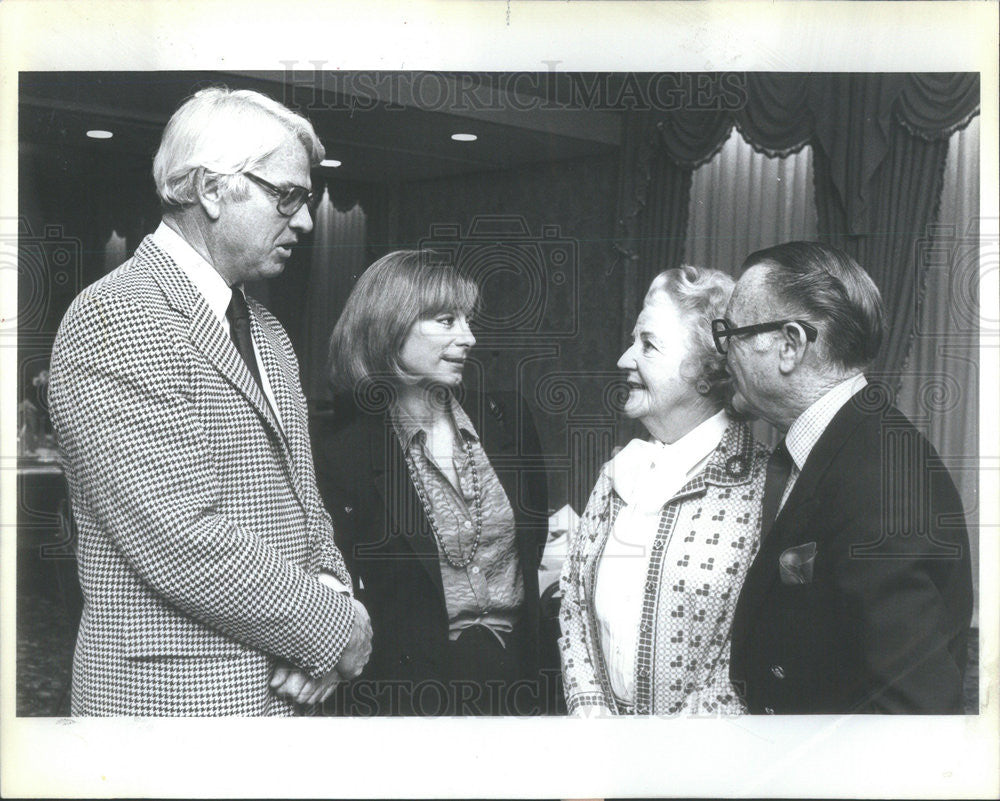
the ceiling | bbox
[19,70,626,183]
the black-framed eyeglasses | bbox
[243,172,315,217]
[711,318,818,355]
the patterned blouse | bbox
[559,420,768,715]
[391,402,524,644]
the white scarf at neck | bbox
[607,410,729,514]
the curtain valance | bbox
[315,177,377,214]
[614,72,980,384]
[648,74,979,230]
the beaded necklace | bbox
[399,428,484,569]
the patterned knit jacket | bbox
[559,420,767,715]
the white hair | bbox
[644,264,736,404]
[152,86,325,208]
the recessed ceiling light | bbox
[86,129,113,139]
[320,158,342,168]
[451,133,477,142]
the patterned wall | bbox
[391,154,625,513]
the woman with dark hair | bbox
[559,265,769,716]
[312,250,549,716]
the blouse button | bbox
[463,520,473,529]
[471,565,481,575]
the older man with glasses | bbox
[48,87,372,716]
[718,240,972,715]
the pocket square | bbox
[779,541,817,585]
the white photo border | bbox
[1,1,997,798]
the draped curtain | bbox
[614,73,980,383]
[896,116,980,621]
[684,127,820,452]
[686,127,818,277]
[314,175,395,263]
[302,186,368,401]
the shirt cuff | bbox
[317,571,352,595]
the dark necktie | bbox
[760,439,792,539]
[226,287,263,390]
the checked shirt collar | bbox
[784,373,868,473]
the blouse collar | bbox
[391,396,480,449]
[608,410,729,512]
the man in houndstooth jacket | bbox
[48,87,372,716]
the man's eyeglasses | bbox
[243,172,315,217]
[711,318,818,355]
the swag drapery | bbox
[309,176,396,263]
[685,127,818,277]
[614,73,980,384]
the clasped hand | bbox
[269,597,373,706]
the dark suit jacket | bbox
[311,389,550,715]
[729,394,973,714]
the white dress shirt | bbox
[594,409,729,704]
[779,373,869,511]
[151,221,283,431]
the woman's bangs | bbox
[417,267,479,317]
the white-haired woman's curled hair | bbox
[644,264,735,406]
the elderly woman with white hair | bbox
[559,265,769,716]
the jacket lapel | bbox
[250,311,295,450]
[665,419,759,507]
[368,413,445,599]
[776,400,867,524]
[730,400,867,656]
[142,237,293,463]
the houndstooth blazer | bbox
[48,235,355,716]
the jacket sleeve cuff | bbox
[317,571,352,595]
[316,536,353,586]
[307,589,356,678]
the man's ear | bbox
[195,169,223,221]
[776,322,810,374]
